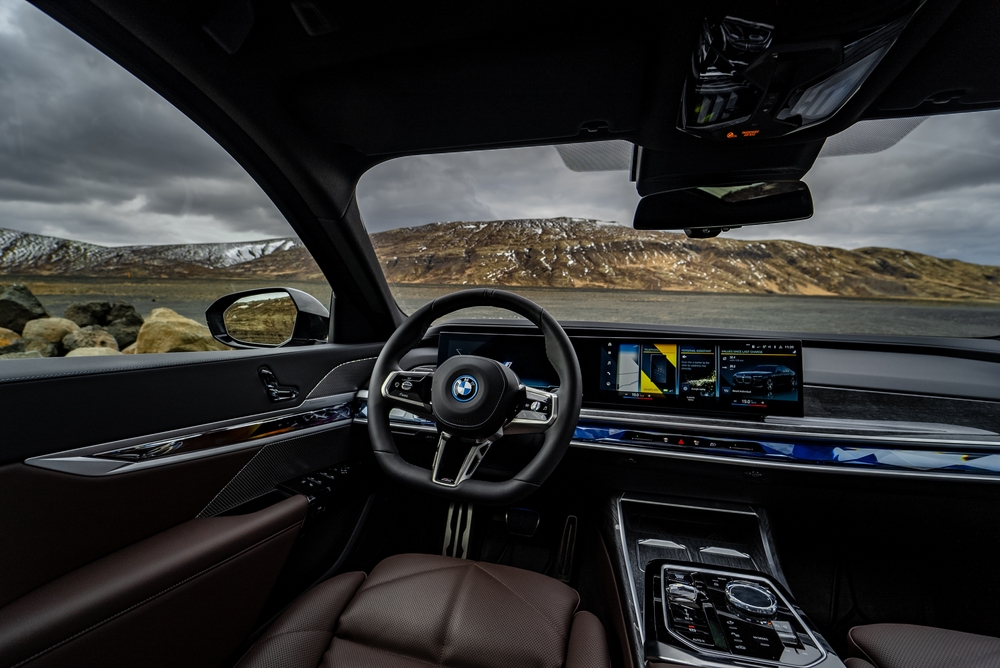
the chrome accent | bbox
[726,580,778,616]
[639,538,688,550]
[25,394,354,476]
[701,546,751,559]
[431,431,496,487]
[579,407,999,447]
[381,369,434,414]
[505,386,558,435]
[659,564,827,667]
[666,582,700,602]
[573,439,1000,483]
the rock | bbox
[0,284,48,334]
[63,325,119,352]
[65,347,124,357]
[22,317,80,349]
[134,308,230,353]
[107,301,143,326]
[0,350,43,359]
[0,327,20,347]
[122,342,137,354]
[104,319,142,349]
[64,301,112,327]
[0,336,57,358]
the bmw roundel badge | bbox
[451,375,478,402]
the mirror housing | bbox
[633,181,813,238]
[205,287,330,349]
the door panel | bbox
[0,344,381,466]
[0,342,383,666]
[0,495,307,668]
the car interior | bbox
[1,1,999,668]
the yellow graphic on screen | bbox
[639,344,678,395]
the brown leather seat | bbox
[235,553,610,668]
[846,624,1000,668]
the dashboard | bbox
[353,324,1000,484]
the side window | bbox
[0,1,330,359]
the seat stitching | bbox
[439,562,475,667]
[12,521,303,668]
[354,563,472,596]
[847,627,880,668]
[333,636,442,667]
[472,563,568,632]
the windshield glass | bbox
[357,110,1000,337]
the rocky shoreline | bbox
[0,283,229,359]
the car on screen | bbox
[732,365,797,391]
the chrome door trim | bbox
[25,393,355,476]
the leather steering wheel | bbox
[367,289,583,504]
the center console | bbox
[609,495,844,668]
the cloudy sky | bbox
[1,0,998,266]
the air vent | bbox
[291,2,336,36]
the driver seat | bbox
[235,553,611,668]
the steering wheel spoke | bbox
[505,387,558,435]
[431,431,496,487]
[380,369,435,418]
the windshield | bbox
[357,110,1000,337]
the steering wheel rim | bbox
[367,288,582,504]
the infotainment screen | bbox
[594,338,803,416]
[438,332,804,418]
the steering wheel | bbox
[367,289,582,504]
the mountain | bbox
[370,218,1000,301]
[2,221,998,301]
[0,228,320,279]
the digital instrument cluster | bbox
[438,333,804,418]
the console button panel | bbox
[649,562,829,667]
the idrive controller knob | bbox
[725,581,778,616]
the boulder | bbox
[63,325,119,352]
[107,301,143,326]
[0,284,48,334]
[121,342,137,354]
[65,347,124,357]
[0,350,43,359]
[105,319,142,349]
[22,317,80,349]
[0,336,57,358]
[134,308,230,354]
[0,327,20,347]
[64,301,112,327]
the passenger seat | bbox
[847,624,1000,668]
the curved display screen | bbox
[438,333,804,418]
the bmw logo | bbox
[451,375,478,402]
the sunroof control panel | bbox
[646,562,839,667]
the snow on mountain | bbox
[0,228,303,277]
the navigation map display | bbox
[595,338,802,416]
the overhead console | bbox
[438,333,804,419]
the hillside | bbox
[1,221,998,301]
[370,218,1000,301]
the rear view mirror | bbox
[205,288,330,349]
[633,181,813,238]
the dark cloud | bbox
[0,0,996,268]
[0,0,288,245]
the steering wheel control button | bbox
[725,581,778,617]
[451,375,478,402]
[400,380,413,391]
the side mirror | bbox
[633,181,813,238]
[205,288,330,349]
